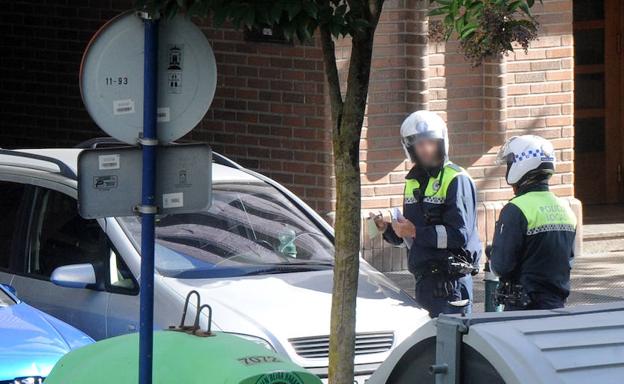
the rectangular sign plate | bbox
[78,144,212,219]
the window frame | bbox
[25,187,137,295]
[0,179,35,275]
[17,185,137,295]
[23,187,107,287]
[105,247,139,296]
[0,170,139,296]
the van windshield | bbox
[118,182,334,278]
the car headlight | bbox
[227,333,276,352]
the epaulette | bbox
[445,162,464,173]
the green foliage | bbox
[429,0,542,65]
[137,0,373,42]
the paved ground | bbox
[386,251,624,312]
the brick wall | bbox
[0,0,333,213]
[0,0,579,271]
[360,0,578,269]
[480,0,577,242]
[0,1,110,147]
[504,0,575,200]
[189,23,333,213]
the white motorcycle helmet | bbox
[496,135,556,185]
[400,111,449,163]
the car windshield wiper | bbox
[243,263,332,276]
[283,261,334,267]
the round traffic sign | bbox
[80,12,217,144]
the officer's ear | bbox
[437,140,445,160]
[408,147,419,164]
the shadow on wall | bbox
[430,40,488,171]
[362,40,488,185]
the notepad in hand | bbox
[366,216,380,240]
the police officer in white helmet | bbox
[373,111,482,316]
[491,135,577,310]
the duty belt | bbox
[494,280,532,308]
[414,255,477,280]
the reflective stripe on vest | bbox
[404,163,468,205]
[510,191,577,236]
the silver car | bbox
[0,147,429,382]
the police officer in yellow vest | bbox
[374,111,482,316]
[491,135,577,310]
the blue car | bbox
[0,284,93,383]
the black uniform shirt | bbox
[383,163,482,274]
[491,183,576,300]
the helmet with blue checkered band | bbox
[400,110,449,163]
[496,135,556,185]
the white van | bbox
[0,145,430,382]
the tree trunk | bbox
[323,25,377,384]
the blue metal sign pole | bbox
[138,11,159,384]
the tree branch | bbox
[320,24,344,120]
[368,0,384,20]
[346,0,369,19]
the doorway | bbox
[574,0,624,205]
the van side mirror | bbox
[51,264,96,289]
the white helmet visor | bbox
[495,137,518,166]
[401,123,445,148]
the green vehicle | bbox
[46,292,322,384]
